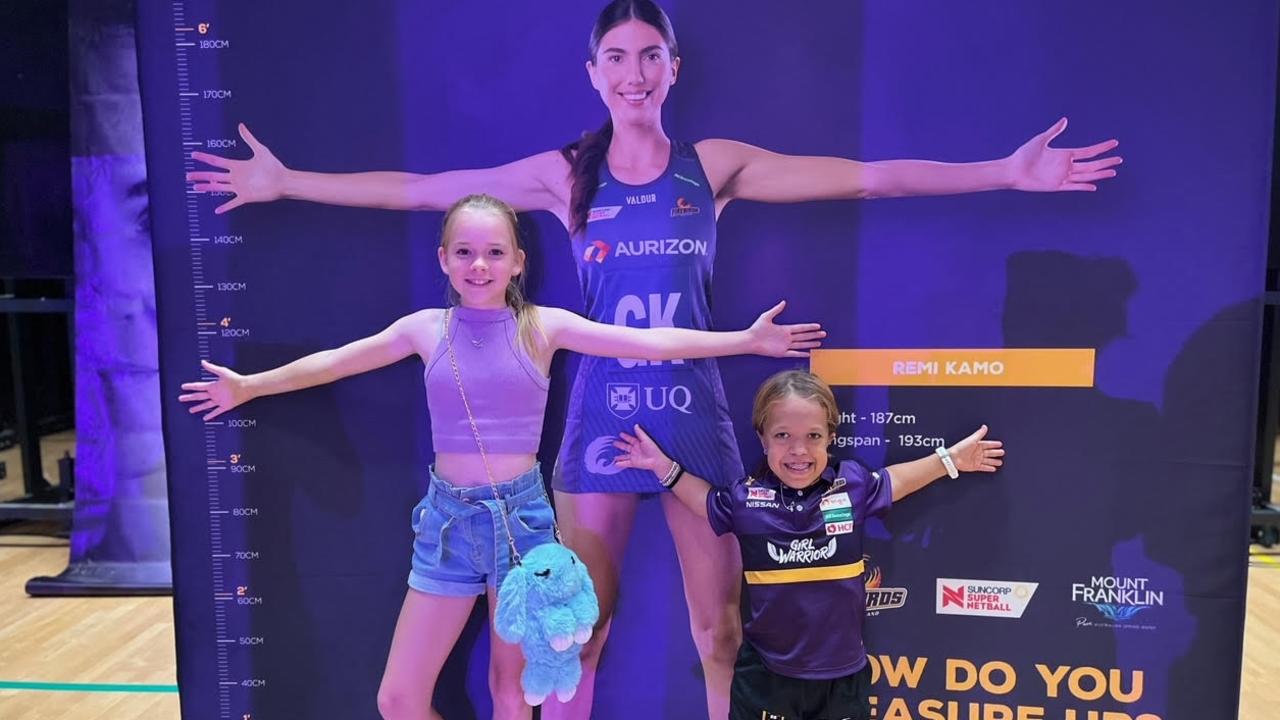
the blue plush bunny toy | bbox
[494,542,600,706]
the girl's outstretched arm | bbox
[538,301,824,363]
[177,309,439,420]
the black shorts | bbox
[729,641,872,720]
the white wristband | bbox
[935,446,960,479]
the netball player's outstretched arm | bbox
[187,123,570,218]
[700,117,1121,205]
[176,309,439,420]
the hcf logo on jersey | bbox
[581,238,709,265]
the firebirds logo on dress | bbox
[670,197,701,217]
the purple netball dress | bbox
[554,141,744,493]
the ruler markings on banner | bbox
[172,3,264,714]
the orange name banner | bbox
[810,349,1095,387]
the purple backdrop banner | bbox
[137,1,1274,718]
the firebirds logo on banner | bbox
[935,578,1038,619]
[863,555,907,616]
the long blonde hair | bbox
[440,194,544,358]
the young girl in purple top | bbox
[175,194,823,720]
[614,370,1004,720]
[187,2,1109,714]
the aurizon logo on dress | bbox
[581,238,709,264]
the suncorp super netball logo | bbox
[936,578,1038,619]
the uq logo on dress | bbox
[603,380,695,417]
[607,383,639,420]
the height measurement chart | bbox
[141,3,264,719]
[141,2,451,717]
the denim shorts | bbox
[408,463,557,597]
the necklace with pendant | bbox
[451,317,485,348]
